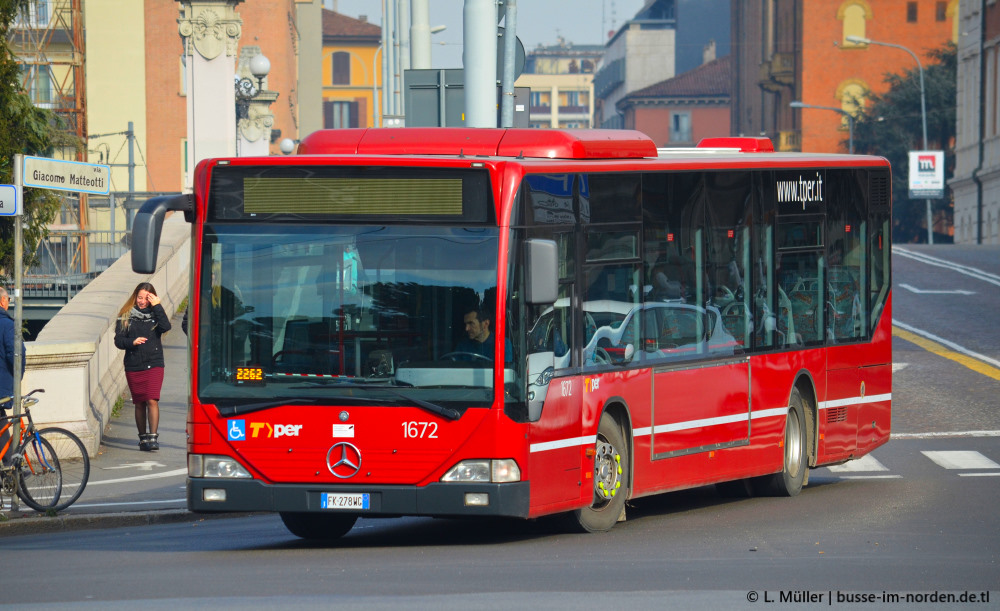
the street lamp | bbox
[235,53,270,122]
[790,101,854,154]
[234,53,271,157]
[846,34,933,244]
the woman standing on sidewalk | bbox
[114,282,171,451]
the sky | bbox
[328,0,648,69]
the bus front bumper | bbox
[187,478,531,518]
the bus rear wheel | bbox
[280,512,358,540]
[756,387,809,496]
[572,412,629,533]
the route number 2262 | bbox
[402,421,438,439]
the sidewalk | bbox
[1,311,242,536]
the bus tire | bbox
[280,511,358,540]
[756,387,808,497]
[572,412,629,533]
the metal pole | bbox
[499,0,517,127]
[789,101,853,154]
[11,155,24,512]
[398,0,409,116]
[464,0,497,127]
[373,44,382,127]
[411,0,431,69]
[127,121,135,195]
[381,0,390,119]
[866,39,933,244]
[385,0,397,117]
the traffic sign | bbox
[0,184,17,216]
[22,155,111,195]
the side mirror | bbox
[132,194,193,274]
[623,343,635,363]
[524,239,557,305]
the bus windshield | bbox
[197,223,504,411]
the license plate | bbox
[321,492,370,510]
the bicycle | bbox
[0,389,91,512]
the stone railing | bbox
[24,214,190,456]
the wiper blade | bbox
[215,384,461,421]
[216,398,316,417]
[344,384,462,421]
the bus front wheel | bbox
[280,511,358,540]
[572,412,629,533]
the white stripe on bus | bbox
[529,436,596,453]
[527,394,889,454]
[819,393,891,410]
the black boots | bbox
[138,433,160,451]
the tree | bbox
[850,42,956,244]
[0,0,77,282]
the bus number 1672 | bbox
[402,421,438,439]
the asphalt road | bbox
[1,245,998,609]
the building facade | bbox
[321,9,382,129]
[951,0,1000,244]
[516,40,602,129]
[593,0,678,129]
[732,0,957,154]
[618,55,731,147]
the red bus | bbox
[132,128,892,539]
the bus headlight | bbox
[441,459,521,483]
[188,454,252,479]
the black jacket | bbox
[114,304,172,371]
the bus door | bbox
[651,357,750,458]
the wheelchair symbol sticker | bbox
[228,419,246,441]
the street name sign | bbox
[0,184,17,216]
[22,155,111,195]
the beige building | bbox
[515,73,594,129]
[516,40,602,129]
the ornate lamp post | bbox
[234,50,277,156]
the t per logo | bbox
[249,422,303,438]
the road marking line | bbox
[892,320,1000,381]
[921,451,1000,470]
[892,363,909,372]
[827,455,889,472]
[898,283,975,295]
[893,247,1000,286]
[68,498,187,509]
[958,472,1000,477]
[892,430,1000,439]
[837,475,902,479]
[86,468,187,486]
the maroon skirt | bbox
[125,367,164,402]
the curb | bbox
[0,509,259,538]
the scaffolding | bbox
[8,0,89,266]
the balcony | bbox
[594,58,625,98]
[758,52,796,92]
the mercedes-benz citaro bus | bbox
[131,128,891,540]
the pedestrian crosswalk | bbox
[822,450,1000,479]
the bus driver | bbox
[455,308,513,364]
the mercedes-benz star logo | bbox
[327,442,362,479]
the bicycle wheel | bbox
[37,427,90,511]
[17,435,62,512]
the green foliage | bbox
[849,43,956,244]
[111,393,124,419]
[0,0,78,281]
